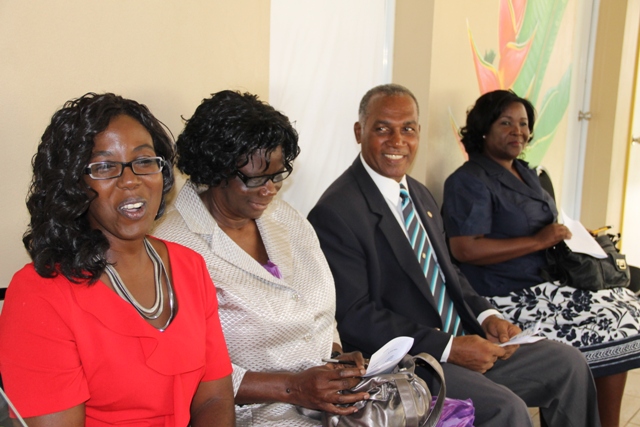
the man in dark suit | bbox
[308,84,600,427]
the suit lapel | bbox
[350,160,441,310]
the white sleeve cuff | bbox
[440,336,453,362]
[477,309,503,326]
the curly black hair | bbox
[23,92,175,283]
[460,90,536,155]
[176,90,300,187]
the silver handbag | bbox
[323,352,445,427]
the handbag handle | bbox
[411,352,446,427]
[396,377,419,427]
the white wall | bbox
[0,0,270,287]
[269,0,393,215]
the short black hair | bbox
[358,83,419,123]
[23,92,175,283]
[176,90,300,187]
[460,90,536,155]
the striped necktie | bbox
[399,184,462,336]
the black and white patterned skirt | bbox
[489,283,640,377]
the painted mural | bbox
[463,0,571,166]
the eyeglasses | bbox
[235,169,292,188]
[84,157,166,180]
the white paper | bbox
[498,320,546,347]
[560,209,607,259]
[363,336,414,377]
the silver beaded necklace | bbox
[105,238,175,331]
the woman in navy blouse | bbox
[442,89,640,427]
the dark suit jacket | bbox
[308,157,494,360]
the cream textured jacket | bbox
[154,181,337,426]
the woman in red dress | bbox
[0,93,235,427]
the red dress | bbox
[0,240,232,426]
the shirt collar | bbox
[359,153,409,206]
[173,180,219,236]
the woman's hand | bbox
[534,223,572,249]
[450,222,572,266]
[329,351,368,369]
[285,363,369,415]
[236,353,369,415]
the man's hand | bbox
[448,335,507,373]
[482,315,521,360]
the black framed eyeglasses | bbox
[235,169,292,188]
[84,157,166,180]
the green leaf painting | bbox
[466,0,572,166]
[524,65,572,166]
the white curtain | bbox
[269,0,394,216]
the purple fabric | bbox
[263,260,283,279]
[432,397,475,427]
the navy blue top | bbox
[442,154,557,296]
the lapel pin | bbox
[427,211,433,218]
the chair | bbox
[629,266,640,295]
[536,166,556,201]
[0,377,8,427]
